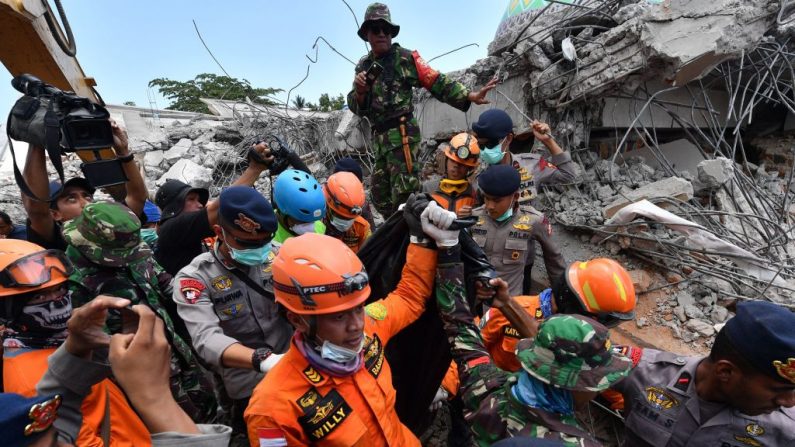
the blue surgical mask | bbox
[140,228,158,246]
[330,215,355,232]
[228,242,272,266]
[291,222,317,235]
[480,140,505,165]
[320,338,364,363]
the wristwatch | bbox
[251,347,273,372]
[117,153,135,163]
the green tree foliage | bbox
[148,73,282,113]
[292,95,307,109]
[307,93,345,112]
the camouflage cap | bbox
[516,314,631,392]
[357,3,400,41]
[63,202,151,268]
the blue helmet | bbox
[273,169,326,222]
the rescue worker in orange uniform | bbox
[479,258,637,372]
[245,199,460,446]
[0,240,149,446]
[422,132,480,218]
[322,172,372,253]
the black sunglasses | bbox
[368,23,392,36]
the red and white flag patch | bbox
[179,278,205,304]
[258,428,287,447]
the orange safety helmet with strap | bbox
[272,233,370,315]
[443,132,480,168]
[324,172,366,219]
[562,258,636,326]
[0,240,72,298]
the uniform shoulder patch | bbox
[363,334,385,378]
[645,386,679,410]
[179,278,206,304]
[297,389,321,409]
[297,389,352,441]
[365,301,388,320]
[211,275,232,291]
[302,366,324,384]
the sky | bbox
[1,0,508,118]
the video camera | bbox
[7,74,127,198]
[250,133,293,176]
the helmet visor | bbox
[0,250,74,288]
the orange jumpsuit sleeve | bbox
[441,361,460,396]
[366,244,437,342]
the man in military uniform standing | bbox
[471,164,566,295]
[348,2,497,217]
[473,109,578,206]
[173,186,293,442]
[612,300,795,446]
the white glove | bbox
[259,353,284,374]
[429,386,449,411]
[421,201,458,247]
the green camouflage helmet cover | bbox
[357,3,400,41]
[516,314,631,392]
[63,202,151,268]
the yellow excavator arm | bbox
[0,0,98,102]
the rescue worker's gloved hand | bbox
[403,192,431,245]
[421,201,458,247]
[259,353,284,374]
[429,386,449,411]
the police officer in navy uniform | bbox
[470,164,566,295]
[612,300,795,446]
[172,186,292,442]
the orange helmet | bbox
[272,233,370,315]
[0,240,72,298]
[444,132,480,168]
[565,258,636,324]
[323,172,365,219]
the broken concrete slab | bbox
[143,150,165,169]
[164,138,192,164]
[158,159,213,189]
[685,318,715,337]
[697,157,733,189]
[603,176,694,218]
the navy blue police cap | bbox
[333,157,364,181]
[724,300,795,384]
[219,186,277,234]
[0,393,61,446]
[477,164,521,197]
[472,109,514,142]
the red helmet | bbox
[324,172,366,219]
[0,240,72,298]
[272,233,370,315]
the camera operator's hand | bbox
[109,304,200,434]
[65,295,132,358]
[354,71,370,95]
[110,119,129,155]
[249,141,275,170]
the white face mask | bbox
[330,215,355,232]
[291,222,316,235]
[320,338,364,363]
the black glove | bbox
[403,192,431,244]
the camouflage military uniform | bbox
[348,42,472,217]
[63,202,217,423]
[433,246,631,446]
